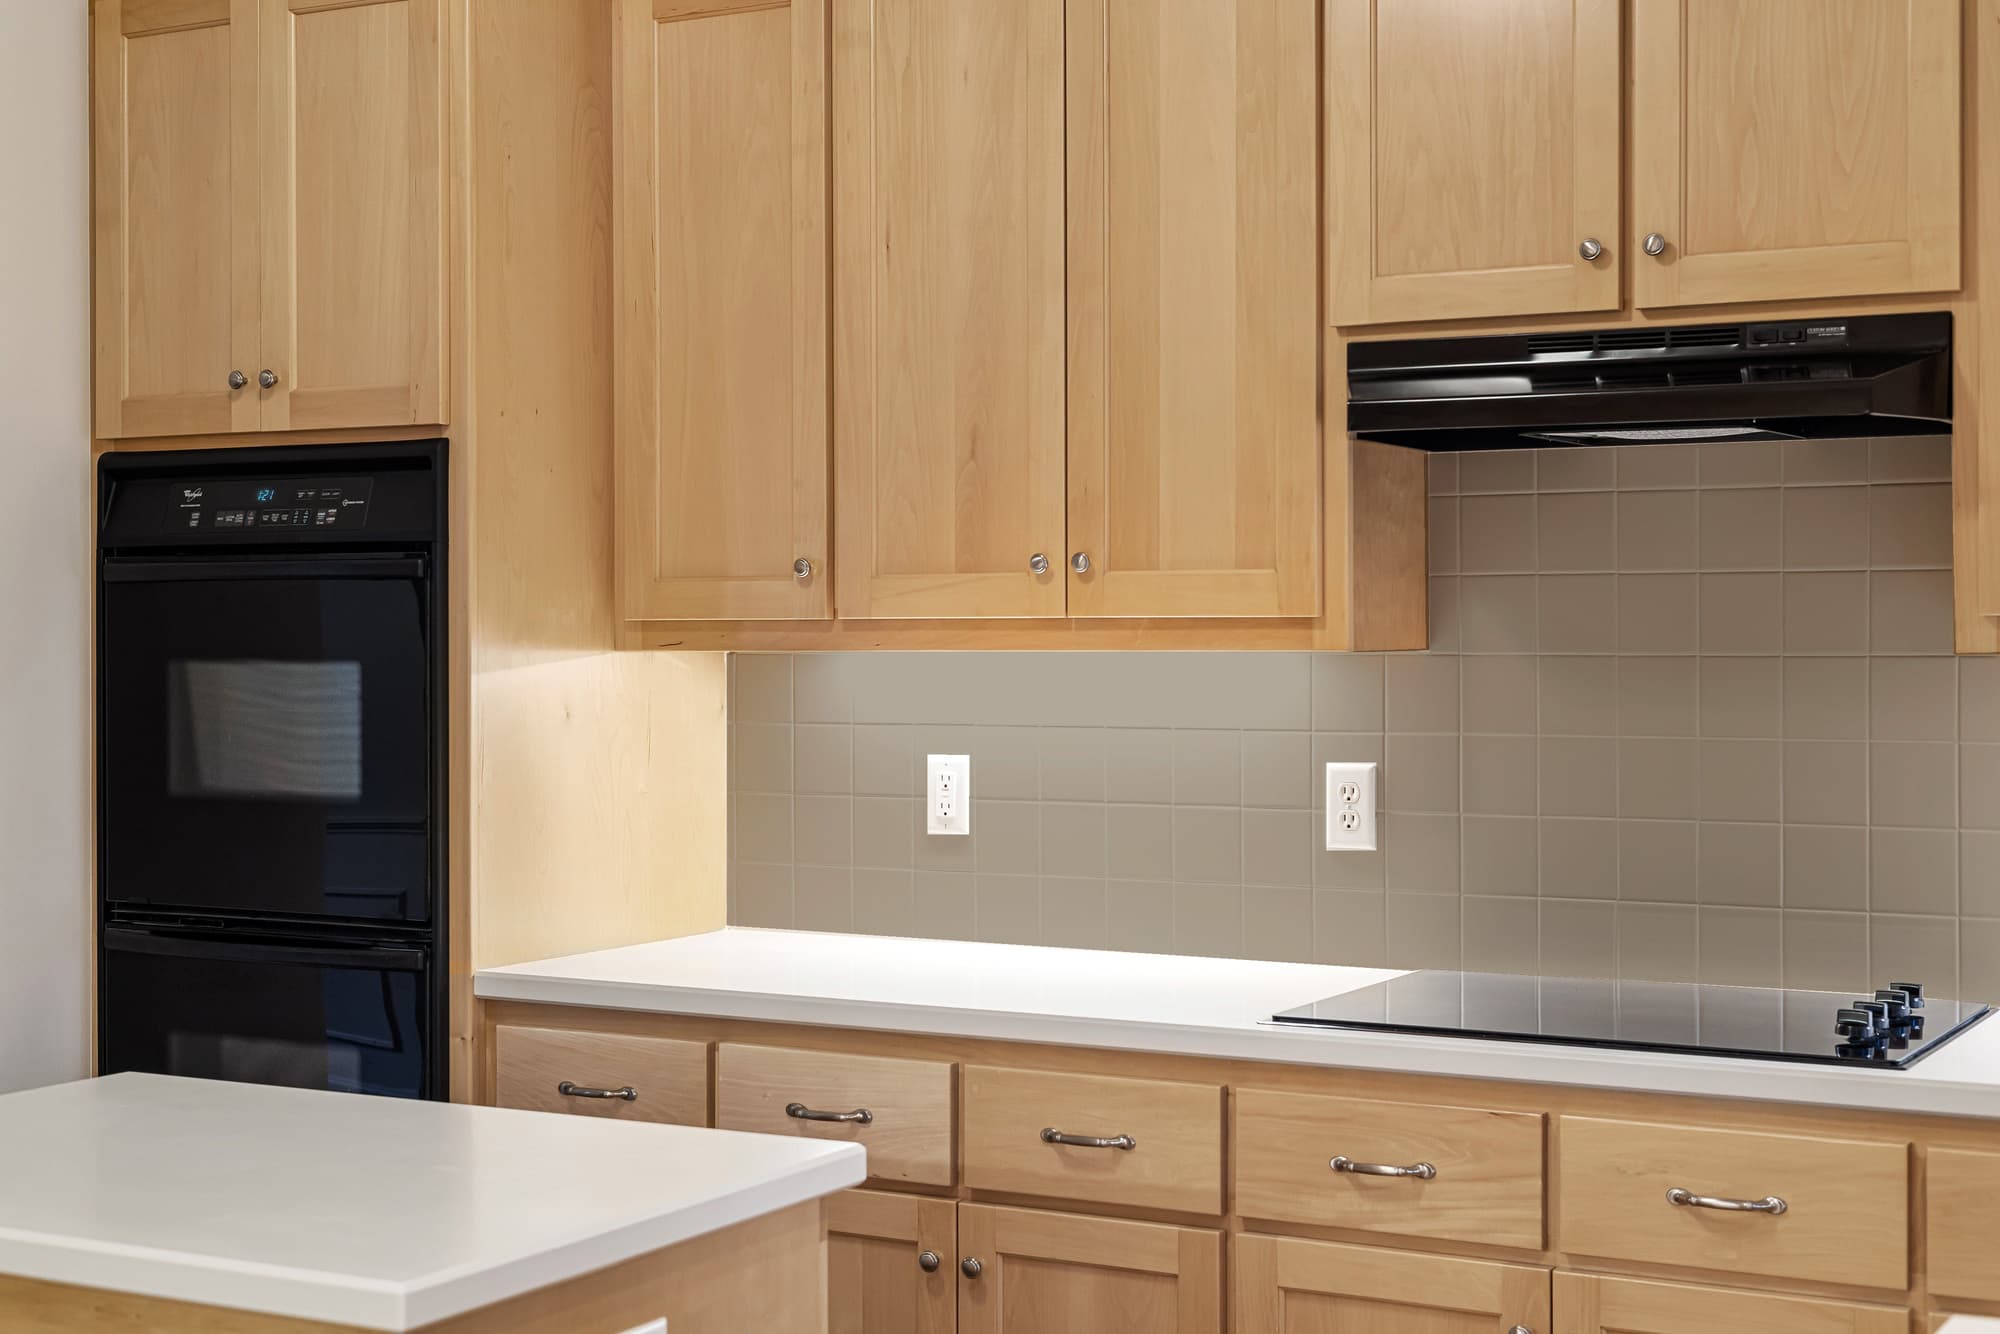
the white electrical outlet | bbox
[1324,761,1378,852]
[927,754,971,836]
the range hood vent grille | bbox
[1526,323,1743,356]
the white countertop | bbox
[1941,1321,2000,1333]
[0,1072,863,1331]
[478,927,2000,1121]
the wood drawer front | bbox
[1556,1116,1909,1290]
[962,1065,1223,1215]
[1553,1272,1909,1334]
[1233,1089,1545,1249]
[1928,1147,2000,1301]
[715,1044,954,1186]
[492,1024,707,1126]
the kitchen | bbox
[7,0,2000,1330]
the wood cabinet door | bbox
[1236,1234,1549,1334]
[93,0,262,439]
[1630,0,1961,308]
[1553,1272,1910,1334]
[1066,0,1319,619]
[827,1190,956,1334]
[257,0,445,431]
[1325,0,1621,326]
[958,1204,1219,1334]
[614,0,831,620]
[830,0,1066,619]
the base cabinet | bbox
[960,1204,1220,1334]
[1236,1234,1549,1334]
[828,1190,956,1334]
[1552,1273,1909,1334]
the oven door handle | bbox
[102,556,427,583]
[102,927,427,972]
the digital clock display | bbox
[255,487,277,503]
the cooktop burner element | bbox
[1270,973,1992,1069]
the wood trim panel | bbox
[655,0,786,21]
[1235,1232,1551,1334]
[716,1043,955,1186]
[121,0,230,36]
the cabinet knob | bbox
[1643,232,1668,257]
[917,1250,941,1273]
[1577,237,1604,261]
[1510,1327,1533,1334]
[227,370,248,390]
[793,557,814,580]
[258,369,279,389]
[960,1257,983,1280]
[1029,553,1050,575]
[1070,552,1091,574]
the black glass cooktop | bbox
[1271,973,1991,1069]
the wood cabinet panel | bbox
[1233,1089,1545,1249]
[492,1023,708,1125]
[1928,1146,2000,1301]
[715,1043,955,1186]
[93,0,261,438]
[1552,1272,1910,1334]
[1556,1115,1909,1289]
[1631,0,1960,308]
[614,0,830,620]
[958,1204,1219,1334]
[827,1190,956,1334]
[962,1065,1223,1214]
[258,0,445,431]
[1235,1233,1549,1334]
[1326,0,1621,325]
[1066,0,1319,618]
[831,0,1066,619]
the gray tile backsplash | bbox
[729,438,2000,999]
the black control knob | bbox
[1890,981,1926,1008]
[1856,999,1891,1027]
[1835,1007,1879,1041]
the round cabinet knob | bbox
[1578,237,1604,261]
[960,1257,983,1280]
[1028,553,1050,575]
[258,369,279,389]
[792,557,814,580]
[1510,1326,1534,1334]
[1069,552,1091,574]
[917,1250,941,1273]
[1643,232,1668,257]
[227,370,248,390]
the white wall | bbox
[0,1,90,1092]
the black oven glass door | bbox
[100,558,432,924]
[100,927,431,1099]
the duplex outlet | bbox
[927,754,971,836]
[1324,761,1378,852]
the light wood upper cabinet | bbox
[832,0,1066,619]
[1630,0,1961,308]
[828,1190,956,1334]
[1326,0,1622,326]
[958,1204,1219,1334]
[614,0,831,620]
[1066,0,1320,618]
[1236,1234,1550,1334]
[93,0,261,438]
[92,0,447,440]
[258,0,445,431]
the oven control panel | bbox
[166,478,374,534]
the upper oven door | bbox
[99,555,434,925]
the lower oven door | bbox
[100,926,434,1099]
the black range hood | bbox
[1347,311,1951,451]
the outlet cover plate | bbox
[1324,760,1378,852]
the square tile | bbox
[853,725,918,796]
[1964,832,2000,917]
[1040,804,1107,877]
[1617,490,1698,571]
[736,793,793,863]
[1784,740,1867,825]
[1242,886,1314,963]
[972,800,1038,873]
[1462,816,1538,895]
[1537,446,1615,491]
[1535,575,1617,655]
[732,655,793,722]
[1387,655,1461,732]
[1388,734,1463,813]
[1698,573,1783,655]
[1697,740,1781,823]
[1460,494,1537,573]
[1428,498,1459,574]
[1783,486,1870,569]
[732,722,792,793]
[1619,820,1697,902]
[1618,575,1697,653]
[1429,578,1462,653]
[1039,728,1107,802]
[975,874,1041,945]
[1540,899,1617,976]
[975,725,1041,799]
[1783,825,1868,911]
[1698,821,1781,907]
[1699,658,1781,739]
[1783,438,1870,485]
[1783,658,1867,740]
[1782,911,1869,991]
[1869,437,1952,484]
[1174,884,1245,957]
[1312,655,1385,731]
[1541,818,1618,899]
[1462,896,1540,973]
[1618,657,1696,737]
[1540,656,1618,736]
[1699,440,1784,488]
[1388,894,1463,969]
[1314,890,1388,966]
[910,871,978,941]
[1619,739,1697,819]
[1540,737,1618,817]
[1962,918,2000,1003]
[1869,482,1952,568]
[1462,735,1535,816]
[1107,804,1175,881]
[853,797,916,869]
[1243,731,1312,808]
[1537,492,1615,573]
[1173,807,1243,884]
[1697,488,1782,571]
[1173,730,1242,805]
[1460,450,1535,493]
[1961,659,2000,741]
[1427,454,1460,496]
[1871,570,1954,654]
[1869,827,1956,916]
[1617,445,1698,489]
[1871,742,1956,828]
[1618,903,1698,982]
[1465,576,1542,653]
[1697,907,1782,986]
[1104,728,1174,804]
[1963,745,2000,831]
[793,865,853,932]
[1040,878,1108,951]
[793,654,858,722]
[1243,808,1313,887]
[1871,914,1959,997]
[733,862,793,928]
[852,869,917,936]
[1103,881,1174,954]
[1384,812,1461,893]
[1869,657,1956,741]
[1785,572,1870,654]
[794,724,853,794]
[1463,656,1539,735]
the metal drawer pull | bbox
[1666,1187,1787,1215]
[558,1081,637,1102]
[1331,1155,1437,1180]
[786,1101,873,1125]
[1041,1127,1136,1151]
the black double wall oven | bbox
[97,442,447,1099]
